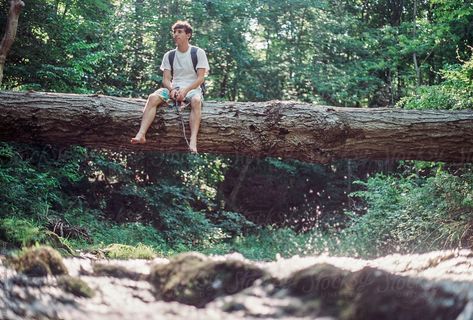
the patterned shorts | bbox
[153,88,203,107]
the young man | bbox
[131,20,209,153]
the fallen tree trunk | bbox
[0,91,472,163]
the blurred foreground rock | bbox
[0,248,472,319]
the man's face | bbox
[173,28,190,45]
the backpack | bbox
[168,46,206,96]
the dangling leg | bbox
[131,92,164,144]
[188,94,202,153]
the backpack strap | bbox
[190,46,206,96]
[168,49,176,77]
[190,46,198,73]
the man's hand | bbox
[170,88,179,101]
[176,88,189,103]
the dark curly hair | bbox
[172,20,193,39]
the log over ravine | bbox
[1,91,472,163]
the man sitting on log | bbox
[131,20,209,153]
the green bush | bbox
[3,140,472,261]
[103,243,157,260]
[92,221,168,250]
[342,169,473,256]
[202,226,337,261]
[0,217,45,247]
[398,50,473,110]
[0,143,61,219]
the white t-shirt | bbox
[160,46,210,90]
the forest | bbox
[0,0,472,261]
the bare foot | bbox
[131,133,146,144]
[189,138,198,153]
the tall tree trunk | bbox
[389,0,404,26]
[412,0,421,89]
[130,0,145,88]
[219,70,228,98]
[227,157,253,211]
[0,0,24,85]
[0,91,472,163]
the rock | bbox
[12,246,68,277]
[0,250,472,319]
[57,276,95,298]
[286,263,348,316]
[149,252,266,307]
[340,266,467,320]
[282,263,466,319]
[92,262,143,280]
[287,263,347,298]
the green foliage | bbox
[0,0,112,92]
[207,211,258,238]
[0,217,45,247]
[2,139,472,260]
[202,226,341,261]
[398,50,473,110]
[342,168,473,256]
[103,243,157,260]
[237,227,311,260]
[3,0,471,105]
[0,143,62,219]
[0,142,263,256]
[87,220,167,250]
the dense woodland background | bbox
[0,0,472,259]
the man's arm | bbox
[162,69,172,91]
[163,69,181,99]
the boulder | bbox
[149,252,266,307]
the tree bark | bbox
[0,0,25,85]
[0,91,472,163]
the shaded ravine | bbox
[1,249,472,320]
